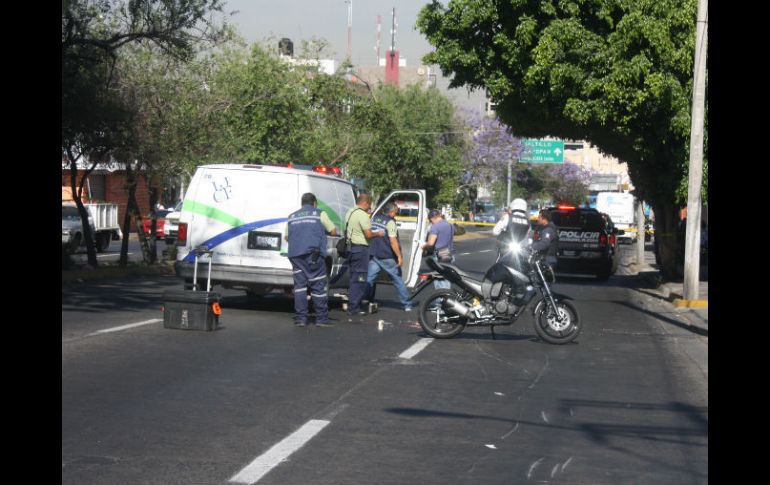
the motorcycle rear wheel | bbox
[534,300,581,344]
[418,289,467,339]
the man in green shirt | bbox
[344,193,385,316]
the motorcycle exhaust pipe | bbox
[443,297,471,317]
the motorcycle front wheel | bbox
[418,289,467,339]
[534,300,581,344]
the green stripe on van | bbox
[185,201,245,227]
[316,198,341,228]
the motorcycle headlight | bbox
[507,241,521,254]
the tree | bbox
[460,112,524,210]
[205,44,313,164]
[348,84,465,206]
[418,0,706,279]
[62,0,228,267]
[546,162,593,206]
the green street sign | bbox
[520,139,564,163]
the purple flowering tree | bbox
[460,109,525,189]
[546,162,594,206]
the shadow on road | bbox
[386,397,707,448]
[62,276,180,314]
[610,300,708,337]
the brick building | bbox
[62,157,160,232]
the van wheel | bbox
[596,269,611,281]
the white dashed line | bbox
[399,338,434,359]
[229,419,331,484]
[86,319,162,336]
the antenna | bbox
[390,7,396,59]
[375,14,381,63]
[346,0,353,62]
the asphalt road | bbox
[62,237,708,484]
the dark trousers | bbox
[347,245,370,313]
[290,254,329,324]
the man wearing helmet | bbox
[493,198,532,263]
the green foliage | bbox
[417,0,707,211]
[418,0,707,278]
[209,45,312,164]
[346,85,464,206]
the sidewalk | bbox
[624,245,708,336]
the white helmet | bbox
[509,198,527,212]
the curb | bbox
[454,230,493,242]
[672,298,708,308]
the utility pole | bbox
[636,198,645,265]
[683,0,707,301]
[506,159,512,205]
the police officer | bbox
[285,193,338,327]
[529,209,558,254]
[366,202,413,312]
[344,193,385,317]
[493,198,531,263]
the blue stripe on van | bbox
[182,217,288,263]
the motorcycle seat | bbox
[427,258,482,283]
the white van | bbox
[595,191,636,243]
[175,164,428,297]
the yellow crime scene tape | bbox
[395,215,655,232]
[622,228,655,234]
[395,216,496,227]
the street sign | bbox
[520,139,564,163]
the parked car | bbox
[534,205,623,281]
[142,209,172,239]
[62,203,95,254]
[163,201,183,244]
[474,212,498,225]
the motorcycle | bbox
[411,242,582,344]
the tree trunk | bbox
[119,193,132,267]
[146,174,159,263]
[67,147,99,267]
[119,163,142,267]
[652,202,681,281]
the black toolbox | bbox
[163,246,221,331]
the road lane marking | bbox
[399,338,433,360]
[527,457,545,480]
[229,419,331,484]
[96,252,134,258]
[87,319,162,336]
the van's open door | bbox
[371,190,428,288]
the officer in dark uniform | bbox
[529,209,558,254]
[285,193,338,327]
[495,198,531,264]
[366,202,412,311]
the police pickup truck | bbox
[535,205,623,281]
